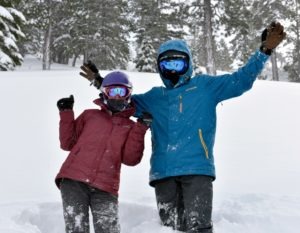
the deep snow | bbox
[0,55,300,232]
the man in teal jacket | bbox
[80,22,285,233]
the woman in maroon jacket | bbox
[56,71,151,233]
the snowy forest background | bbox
[1,0,300,82]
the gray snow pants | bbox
[60,178,120,233]
[154,175,213,233]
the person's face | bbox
[158,51,189,84]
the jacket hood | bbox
[93,98,135,118]
[157,39,193,89]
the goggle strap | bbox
[159,54,187,61]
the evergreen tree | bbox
[134,0,188,66]
[165,0,189,40]
[51,0,74,65]
[133,0,165,72]
[49,0,94,66]
[134,0,168,52]
[19,0,131,70]
[221,0,290,80]
[215,38,233,71]
[17,0,42,57]
[135,37,156,72]
[0,0,26,70]
[77,0,131,70]
[221,0,256,66]
[188,0,219,74]
[18,0,61,70]
[250,0,290,81]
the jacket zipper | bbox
[179,95,183,113]
[198,129,209,159]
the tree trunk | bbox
[83,50,88,64]
[204,0,216,75]
[72,54,78,67]
[42,0,52,70]
[271,50,279,81]
[42,24,52,70]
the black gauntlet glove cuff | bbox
[90,73,104,89]
[260,44,273,56]
[138,118,152,127]
[137,112,153,127]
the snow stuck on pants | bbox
[1,195,300,233]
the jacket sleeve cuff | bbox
[59,110,74,120]
[256,49,271,62]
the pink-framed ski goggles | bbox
[102,85,132,99]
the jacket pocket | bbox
[198,129,209,159]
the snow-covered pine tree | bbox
[134,0,164,52]
[221,0,256,66]
[65,0,92,67]
[133,0,166,72]
[134,0,188,72]
[51,0,82,65]
[77,0,130,70]
[164,0,189,40]
[17,0,43,57]
[19,0,131,70]
[135,37,156,72]
[0,0,25,71]
[250,0,291,81]
[215,38,233,71]
[221,0,290,81]
[18,0,62,70]
[48,0,93,67]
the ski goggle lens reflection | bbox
[159,58,187,73]
[104,86,130,98]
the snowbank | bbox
[0,56,300,232]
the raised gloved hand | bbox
[57,95,74,111]
[260,21,286,55]
[138,112,153,127]
[79,60,103,89]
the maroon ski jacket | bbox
[55,99,149,196]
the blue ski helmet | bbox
[101,71,132,88]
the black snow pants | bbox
[154,175,213,233]
[60,178,120,233]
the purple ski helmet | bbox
[101,71,132,88]
[100,71,132,112]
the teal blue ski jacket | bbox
[132,39,269,185]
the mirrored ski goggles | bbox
[159,57,188,74]
[102,86,131,99]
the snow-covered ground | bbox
[0,55,300,232]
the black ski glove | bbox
[79,60,103,89]
[57,95,74,111]
[138,112,153,127]
[260,21,286,55]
